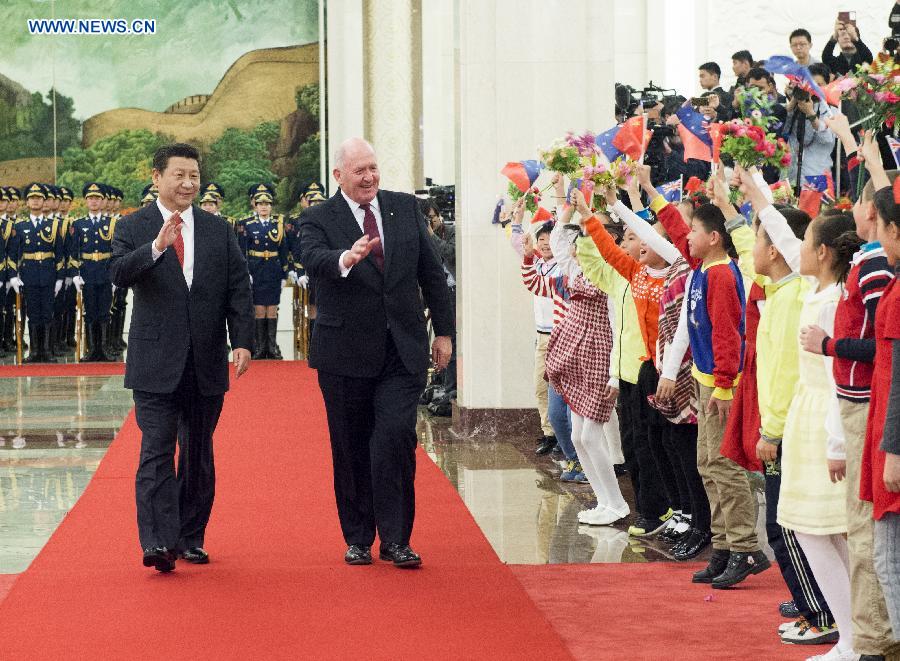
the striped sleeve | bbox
[825,257,894,362]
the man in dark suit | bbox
[299,137,453,568]
[110,143,254,572]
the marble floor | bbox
[0,376,134,573]
[419,412,770,565]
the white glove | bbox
[249,275,253,285]
[54,279,63,296]
[65,277,73,287]
[281,279,286,289]
[73,276,85,291]
[4,281,10,293]
[112,285,117,294]
[287,270,298,285]
[10,277,22,294]
[298,274,309,289]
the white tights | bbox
[794,531,853,654]
[571,412,627,512]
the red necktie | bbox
[171,211,185,267]
[359,203,384,270]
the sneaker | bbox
[572,467,589,484]
[781,619,839,646]
[692,548,730,583]
[780,600,801,618]
[628,508,674,537]
[560,460,578,482]
[805,646,859,661]
[779,617,807,635]
[535,435,557,455]
[711,550,771,589]
[580,505,630,526]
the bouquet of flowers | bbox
[734,85,780,130]
[507,182,541,213]
[538,141,581,175]
[719,119,792,171]
[842,53,900,130]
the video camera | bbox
[415,178,456,224]
[615,81,679,120]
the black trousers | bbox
[621,367,670,521]
[83,282,112,323]
[23,284,54,324]
[662,422,711,532]
[317,334,426,547]
[132,351,224,551]
[765,452,834,628]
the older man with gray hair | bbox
[299,137,453,567]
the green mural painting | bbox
[0,0,321,215]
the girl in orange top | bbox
[575,188,682,536]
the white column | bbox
[455,0,615,418]
[324,0,365,196]
[614,0,648,88]
[363,0,424,192]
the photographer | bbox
[658,95,713,185]
[697,62,732,121]
[783,64,836,187]
[822,18,873,76]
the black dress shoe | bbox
[344,545,372,565]
[142,547,176,572]
[712,550,771,589]
[179,547,210,564]
[779,600,800,618]
[691,548,729,583]
[379,543,421,567]
[674,530,712,561]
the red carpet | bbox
[0,362,570,660]
[512,564,811,661]
[0,362,125,378]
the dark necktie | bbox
[171,211,185,267]
[359,203,384,270]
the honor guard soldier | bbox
[70,182,115,361]
[106,185,128,357]
[199,182,237,231]
[286,182,326,287]
[7,183,65,363]
[0,188,10,357]
[58,186,78,351]
[140,183,158,207]
[1,187,21,353]
[239,183,289,360]
[45,186,72,355]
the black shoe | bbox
[344,545,372,565]
[779,600,800,618]
[142,547,176,572]
[613,463,627,477]
[535,435,557,455]
[178,547,209,564]
[549,444,564,459]
[712,550,771,589]
[692,548,730,583]
[674,530,712,561]
[379,543,422,568]
[859,656,886,661]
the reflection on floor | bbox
[0,376,134,573]
[419,411,771,565]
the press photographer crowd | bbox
[494,5,900,661]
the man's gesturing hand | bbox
[432,335,452,371]
[341,234,381,269]
[233,348,251,379]
[154,212,184,253]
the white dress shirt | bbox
[338,190,384,277]
[151,199,195,289]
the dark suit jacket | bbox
[298,189,453,378]
[110,203,254,396]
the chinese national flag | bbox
[612,115,648,161]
